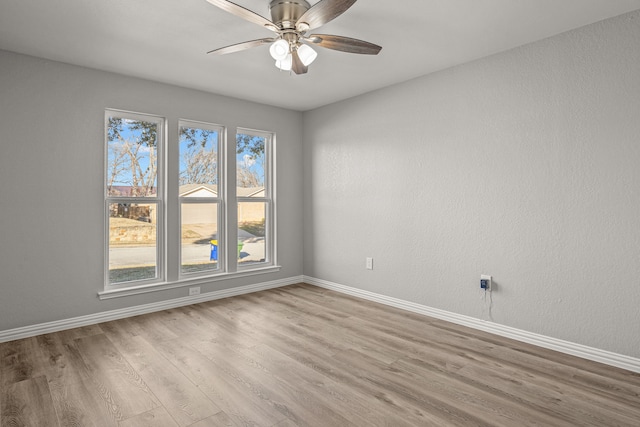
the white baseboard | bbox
[0,275,303,343]
[4,274,639,374]
[304,276,640,374]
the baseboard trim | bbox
[304,276,640,374]
[5,274,638,373]
[0,275,304,343]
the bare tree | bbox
[179,144,218,185]
[179,127,218,185]
[107,118,158,196]
[236,134,264,188]
[237,162,262,187]
[107,142,127,195]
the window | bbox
[236,129,274,267]
[103,111,278,294]
[179,120,223,277]
[105,110,164,287]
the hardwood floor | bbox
[2,283,639,426]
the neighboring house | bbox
[108,185,158,224]
[179,183,219,199]
[237,187,265,198]
[180,184,265,224]
[108,184,265,225]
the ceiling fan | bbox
[205,0,382,74]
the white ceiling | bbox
[1,0,639,111]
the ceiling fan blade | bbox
[205,0,279,31]
[207,38,276,55]
[296,0,357,31]
[291,50,308,75]
[305,34,381,55]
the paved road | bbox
[109,241,265,267]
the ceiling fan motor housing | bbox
[269,0,311,29]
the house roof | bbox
[179,184,218,197]
[179,184,264,197]
[238,187,265,197]
[108,184,264,198]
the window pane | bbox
[181,202,219,275]
[238,202,266,264]
[179,125,219,196]
[107,117,158,197]
[236,133,265,196]
[108,202,157,284]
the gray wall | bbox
[2,10,639,361]
[0,50,303,330]
[303,11,640,358]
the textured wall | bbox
[303,11,640,358]
[0,50,303,330]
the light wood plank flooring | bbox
[2,283,639,426]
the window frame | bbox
[236,128,276,270]
[100,114,280,299]
[104,109,166,290]
[178,119,226,279]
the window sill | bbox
[98,265,281,300]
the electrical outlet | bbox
[189,286,201,296]
[480,275,492,291]
[366,257,373,270]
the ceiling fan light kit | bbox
[269,38,290,60]
[275,55,293,71]
[297,44,318,66]
[205,0,382,74]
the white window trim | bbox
[236,128,277,270]
[178,119,226,280]
[104,109,167,291]
[97,266,281,300]
[102,114,280,296]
